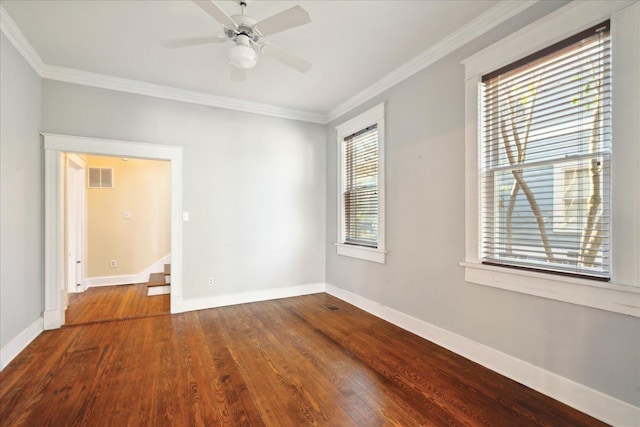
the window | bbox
[335,103,386,263]
[461,1,640,317]
[481,21,611,279]
[344,125,379,246]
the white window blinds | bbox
[480,21,611,279]
[343,125,379,248]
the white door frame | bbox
[65,153,86,294]
[43,133,183,330]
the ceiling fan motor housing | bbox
[229,15,258,40]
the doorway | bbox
[64,154,172,325]
[43,133,183,330]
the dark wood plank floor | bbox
[65,283,169,325]
[1,293,604,426]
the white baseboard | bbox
[43,308,63,330]
[171,282,325,314]
[325,284,640,427]
[1,317,43,371]
[84,253,171,288]
[148,285,170,296]
[83,274,143,288]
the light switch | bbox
[183,212,190,222]
[124,211,131,219]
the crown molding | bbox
[1,5,324,124]
[0,5,44,76]
[325,0,539,123]
[41,65,326,123]
[3,1,541,125]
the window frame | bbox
[479,21,612,280]
[335,103,387,263]
[461,1,640,317]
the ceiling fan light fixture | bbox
[229,38,257,69]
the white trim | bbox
[83,275,146,288]
[148,285,171,296]
[462,1,635,78]
[0,5,322,124]
[461,1,640,313]
[43,133,182,329]
[65,153,87,294]
[2,2,542,126]
[325,1,539,122]
[171,283,325,314]
[43,133,182,160]
[83,253,171,289]
[461,262,640,318]
[325,284,640,426]
[335,103,385,137]
[335,103,386,263]
[41,65,325,124]
[1,317,43,371]
[334,243,387,264]
[0,6,44,76]
[44,149,65,330]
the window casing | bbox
[461,1,640,317]
[480,21,611,280]
[335,103,386,263]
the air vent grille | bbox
[88,167,113,188]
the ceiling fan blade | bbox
[161,35,227,49]
[261,43,311,73]
[254,5,310,37]
[231,66,247,82]
[193,1,238,30]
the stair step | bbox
[164,264,171,275]
[148,272,169,287]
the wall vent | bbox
[88,167,113,188]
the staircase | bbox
[147,264,170,296]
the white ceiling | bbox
[2,0,509,121]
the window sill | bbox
[335,243,386,264]
[460,262,640,318]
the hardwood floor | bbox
[65,283,169,325]
[1,293,604,426]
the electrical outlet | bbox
[110,259,117,268]
[208,277,214,286]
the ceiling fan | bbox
[164,0,312,81]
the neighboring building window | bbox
[335,103,386,263]
[480,21,611,279]
[552,164,593,233]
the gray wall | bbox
[2,0,638,410]
[325,2,639,407]
[0,33,43,348]
[41,80,326,300]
